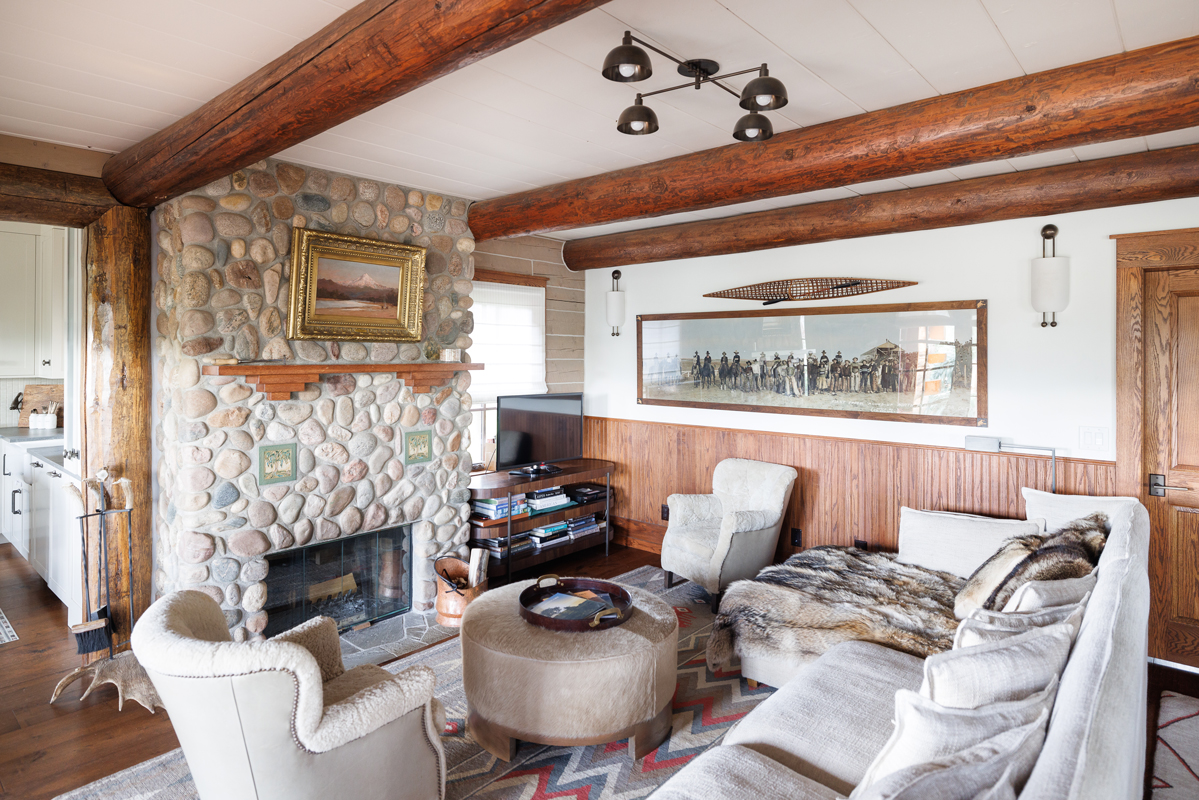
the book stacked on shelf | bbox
[567,513,602,538]
[528,487,572,512]
[472,494,527,520]
[475,531,534,560]
[569,484,611,504]
[530,520,572,550]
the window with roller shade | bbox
[467,281,547,467]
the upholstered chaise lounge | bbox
[131,590,446,800]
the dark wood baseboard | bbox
[1146,661,1199,799]
[611,517,666,554]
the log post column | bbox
[84,205,152,657]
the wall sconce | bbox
[606,270,625,337]
[602,31,788,142]
[1031,224,1069,328]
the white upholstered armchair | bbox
[131,591,445,800]
[660,458,798,604]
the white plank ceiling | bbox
[1,0,1197,239]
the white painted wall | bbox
[584,196,1199,462]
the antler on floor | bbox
[50,651,163,712]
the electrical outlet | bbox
[853,538,869,551]
[661,503,669,521]
[791,528,802,547]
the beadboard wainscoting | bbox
[583,416,1117,556]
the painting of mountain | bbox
[314,257,402,320]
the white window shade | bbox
[468,281,547,403]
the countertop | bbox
[0,427,65,443]
[26,446,80,479]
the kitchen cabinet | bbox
[27,452,82,623]
[0,223,66,380]
[0,229,38,377]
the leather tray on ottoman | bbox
[461,580,679,761]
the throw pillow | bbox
[920,624,1073,708]
[1021,487,1137,533]
[897,508,1046,580]
[954,603,1085,649]
[852,677,1058,794]
[968,593,1091,628]
[1003,572,1097,613]
[853,710,1048,800]
[953,514,1106,619]
[971,764,1019,800]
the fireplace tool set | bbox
[50,472,162,712]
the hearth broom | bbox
[69,479,113,657]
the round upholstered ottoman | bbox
[461,580,678,761]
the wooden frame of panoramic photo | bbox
[287,228,426,342]
[636,299,987,426]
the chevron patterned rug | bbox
[1153,691,1199,798]
[55,566,775,799]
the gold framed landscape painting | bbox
[637,300,987,426]
[288,228,426,342]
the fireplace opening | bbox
[263,525,412,637]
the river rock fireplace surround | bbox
[151,157,480,642]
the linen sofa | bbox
[653,489,1150,800]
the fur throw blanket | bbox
[955,512,1108,618]
[706,547,964,674]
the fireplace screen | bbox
[263,525,412,637]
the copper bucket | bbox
[434,556,487,627]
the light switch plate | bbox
[1079,426,1109,451]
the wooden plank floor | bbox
[0,541,658,799]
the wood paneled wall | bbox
[583,417,1117,555]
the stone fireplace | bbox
[151,157,477,641]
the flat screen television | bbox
[495,393,583,474]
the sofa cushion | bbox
[853,710,1048,800]
[920,624,1073,709]
[897,508,1045,579]
[852,678,1057,793]
[722,640,924,796]
[955,603,1085,649]
[1003,572,1096,612]
[651,745,847,800]
[1021,487,1137,533]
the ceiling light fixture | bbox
[601,32,788,142]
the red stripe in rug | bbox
[1158,735,1199,783]
[505,764,592,799]
[1159,708,1199,729]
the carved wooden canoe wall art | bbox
[705,278,917,305]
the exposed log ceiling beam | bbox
[471,36,1199,241]
[102,0,611,208]
[0,162,120,227]
[561,144,1199,271]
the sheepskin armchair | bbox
[660,458,798,597]
[131,590,445,800]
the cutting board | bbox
[18,384,64,428]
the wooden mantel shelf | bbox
[200,362,484,400]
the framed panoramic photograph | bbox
[637,300,987,426]
[404,430,433,465]
[287,228,426,342]
[259,443,298,485]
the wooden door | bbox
[1145,268,1199,665]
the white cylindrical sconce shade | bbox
[1031,256,1070,313]
[606,291,626,336]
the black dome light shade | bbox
[602,33,653,82]
[617,96,659,135]
[733,112,773,141]
[739,66,788,110]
